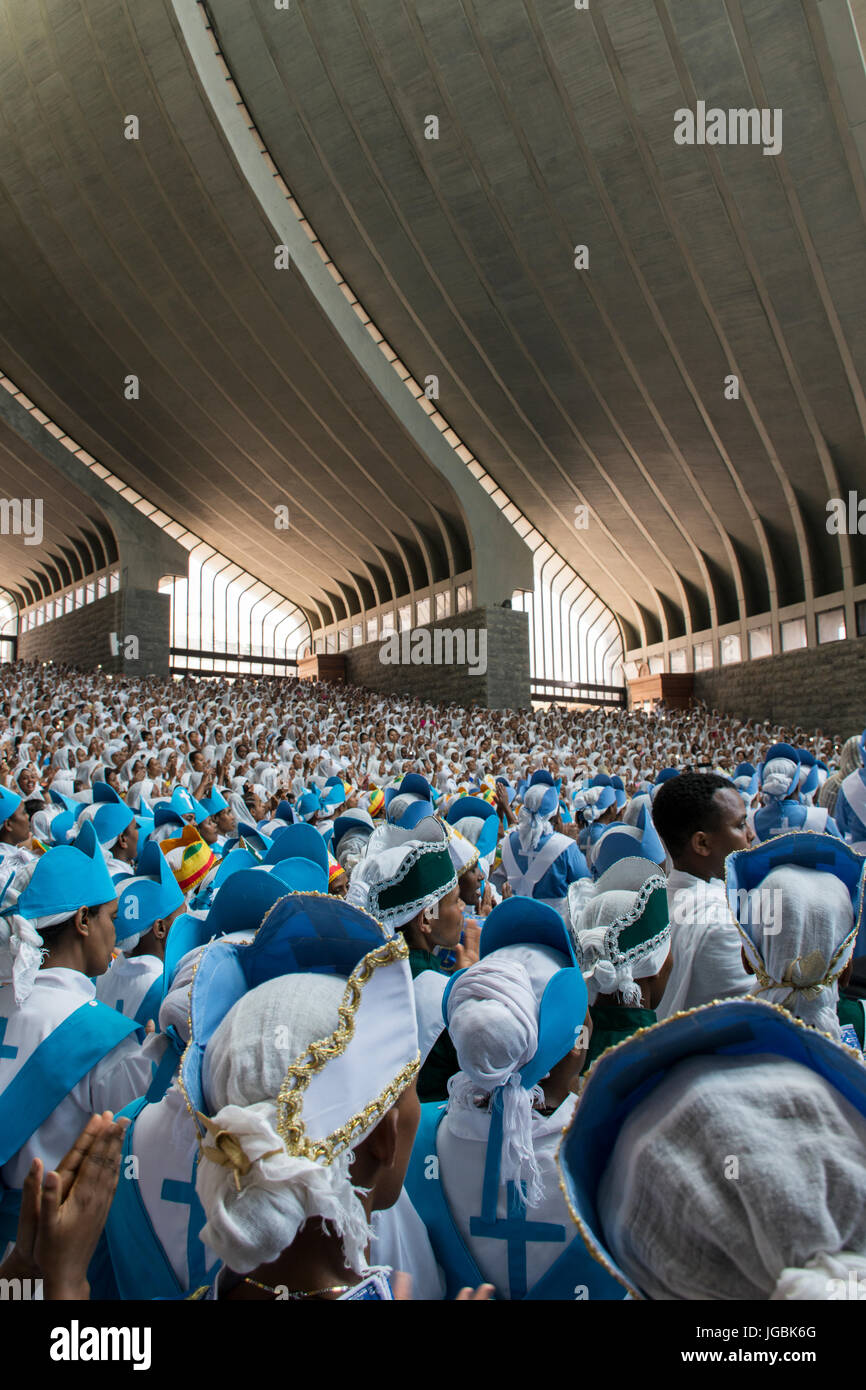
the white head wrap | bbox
[517,783,556,854]
[761,757,798,799]
[598,1054,866,1300]
[0,860,71,1004]
[740,865,855,1040]
[445,943,567,1207]
[335,830,370,875]
[195,943,418,1277]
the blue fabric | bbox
[0,1000,139,1167]
[506,830,588,898]
[404,1102,485,1299]
[837,771,866,844]
[753,799,841,842]
[406,1101,620,1300]
[105,1098,184,1300]
[134,975,164,1029]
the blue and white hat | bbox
[114,839,185,951]
[558,997,866,1300]
[0,784,22,827]
[441,896,590,1234]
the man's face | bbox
[429,885,464,948]
[83,898,119,977]
[704,788,754,878]
[3,804,30,844]
[196,815,218,845]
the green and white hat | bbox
[346,816,457,931]
[574,872,670,1006]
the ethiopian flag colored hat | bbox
[160,824,217,895]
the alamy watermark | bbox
[674,102,783,157]
[0,498,42,546]
[378,627,487,677]
[671,885,783,936]
[826,493,866,535]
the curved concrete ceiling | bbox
[0,0,532,636]
[0,0,863,653]
[202,0,866,650]
[0,413,117,606]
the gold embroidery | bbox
[275,934,417,1160]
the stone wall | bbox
[344,605,531,709]
[693,637,866,735]
[18,588,171,676]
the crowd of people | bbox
[1,658,865,1302]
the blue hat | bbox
[263,822,330,874]
[74,801,134,847]
[114,842,185,949]
[443,897,586,1089]
[321,782,347,810]
[48,788,79,814]
[558,997,866,1299]
[270,857,328,893]
[0,785,22,826]
[529,768,562,795]
[590,820,666,880]
[727,831,866,957]
[154,787,210,827]
[445,796,499,863]
[332,809,375,859]
[272,800,298,824]
[178,894,398,1126]
[91,780,153,835]
[163,865,297,994]
[197,788,228,817]
[731,762,759,803]
[441,896,588,1254]
[296,790,322,822]
[590,774,626,811]
[49,810,78,847]
[2,820,117,920]
[581,785,617,824]
[384,774,435,828]
[222,824,275,856]
[92,781,124,806]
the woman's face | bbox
[82,898,119,977]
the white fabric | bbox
[762,757,799,799]
[0,968,156,1190]
[197,956,418,1275]
[126,1078,209,1290]
[347,826,454,929]
[598,1054,866,1300]
[95,953,162,1023]
[198,974,372,1274]
[741,865,855,1040]
[445,944,566,1207]
[412,968,448,1065]
[436,1095,577,1298]
[575,884,670,1007]
[0,860,75,1005]
[656,871,751,1019]
[370,1186,444,1300]
[516,784,554,854]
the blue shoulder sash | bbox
[405,1102,485,1298]
[0,1000,139,1167]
